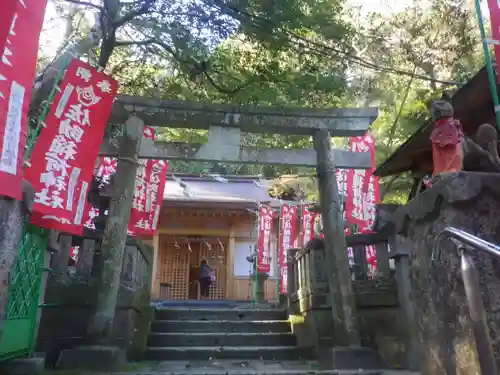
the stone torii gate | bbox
[94,95,378,351]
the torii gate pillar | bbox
[314,129,360,347]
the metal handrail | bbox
[435,226,498,375]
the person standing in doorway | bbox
[199,259,213,299]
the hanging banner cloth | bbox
[25,59,118,235]
[345,133,381,274]
[0,0,48,199]
[85,126,168,237]
[257,205,274,273]
[279,204,299,294]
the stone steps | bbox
[155,308,287,321]
[143,346,315,361]
[150,320,291,333]
[147,332,296,347]
[146,306,308,362]
[112,359,392,375]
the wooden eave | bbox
[374,67,497,178]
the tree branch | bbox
[65,0,103,10]
[114,0,155,27]
[115,38,155,46]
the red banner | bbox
[70,246,79,263]
[345,133,381,274]
[487,0,500,82]
[128,158,168,236]
[85,126,168,237]
[299,204,316,247]
[257,205,274,273]
[26,59,118,235]
[84,157,117,229]
[0,0,48,199]
[279,204,298,294]
[345,133,380,231]
[0,1,17,55]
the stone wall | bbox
[288,244,405,367]
[37,236,153,367]
[388,172,500,375]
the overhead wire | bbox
[200,0,462,86]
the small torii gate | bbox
[95,95,378,348]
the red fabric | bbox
[345,133,380,232]
[26,59,118,235]
[488,0,500,82]
[345,133,381,276]
[0,1,17,55]
[432,142,462,176]
[430,117,463,147]
[298,204,316,247]
[279,204,298,294]
[128,158,168,236]
[257,205,274,272]
[0,0,48,199]
[84,127,168,237]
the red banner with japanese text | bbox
[257,205,274,273]
[128,158,168,236]
[84,126,168,237]
[345,133,380,231]
[0,0,48,199]
[279,204,298,294]
[345,133,381,274]
[25,59,118,235]
[487,0,500,82]
[299,204,316,247]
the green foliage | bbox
[41,0,485,203]
[349,0,483,203]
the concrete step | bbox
[155,308,287,321]
[150,320,291,333]
[147,332,296,347]
[144,346,315,361]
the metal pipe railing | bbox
[434,226,499,375]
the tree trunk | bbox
[87,115,144,343]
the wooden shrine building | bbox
[148,174,289,302]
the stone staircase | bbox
[145,306,312,361]
[140,306,409,375]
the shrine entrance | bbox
[157,235,228,301]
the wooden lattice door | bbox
[198,237,228,300]
[158,238,190,300]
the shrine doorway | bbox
[156,235,228,300]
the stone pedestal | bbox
[295,246,335,350]
[38,236,154,369]
[389,172,500,374]
[251,272,269,303]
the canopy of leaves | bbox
[42,0,486,201]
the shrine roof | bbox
[162,174,275,205]
[374,67,496,177]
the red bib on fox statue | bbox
[430,98,464,176]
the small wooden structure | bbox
[374,67,495,179]
[151,174,290,302]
